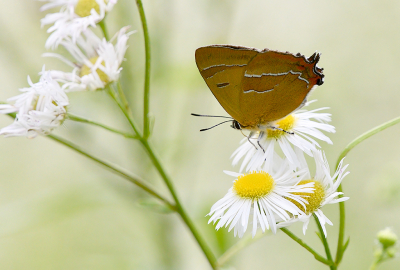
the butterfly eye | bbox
[317,78,323,85]
[231,120,242,130]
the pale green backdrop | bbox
[0,0,399,269]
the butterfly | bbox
[194,44,324,147]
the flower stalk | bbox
[99,8,217,267]
[334,115,400,265]
[48,134,176,210]
[67,113,139,139]
[281,227,332,266]
[313,214,335,269]
[135,0,152,139]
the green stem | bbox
[369,249,388,270]
[280,227,332,266]
[109,80,217,268]
[135,0,151,139]
[47,134,175,210]
[335,184,346,266]
[334,115,400,265]
[140,140,217,268]
[216,232,267,268]
[68,113,139,139]
[106,2,215,264]
[313,214,335,269]
[116,81,135,119]
[369,257,381,270]
[98,19,110,40]
[335,116,400,168]
[108,85,141,137]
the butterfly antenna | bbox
[199,120,233,132]
[269,126,294,135]
[191,113,233,119]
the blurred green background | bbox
[0,0,400,269]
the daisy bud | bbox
[377,228,398,249]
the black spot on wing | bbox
[216,82,230,88]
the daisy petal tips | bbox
[0,67,68,138]
[207,161,315,238]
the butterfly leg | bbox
[257,131,265,153]
[247,131,258,150]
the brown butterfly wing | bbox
[195,45,258,124]
[239,50,324,127]
[195,45,324,128]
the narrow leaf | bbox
[343,237,350,252]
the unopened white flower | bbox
[45,27,132,91]
[207,160,314,238]
[277,150,349,237]
[231,104,335,172]
[0,68,68,138]
[39,0,118,49]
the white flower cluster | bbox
[39,0,118,49]
[208,102,350,238]
[0,0,131,138]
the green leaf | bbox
[343,237,350,252]
[315,231,323,241]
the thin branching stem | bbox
[48,134,175,209]
[334,115,400,265]
[116,81,135,119]
[108,84,142,137]
[369,249,390,270]
[135,0,151,139]
[97,5,217,267]
[68,113,139,139]
[140,139,217,268]
[4,111,175,212]
[109,85,217,267]
[281,227,332,266]
[313,214,335,269]
[98,9,217,268]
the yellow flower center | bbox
[80,57,109,84]
[30,96,39,111]
[289,180,325,214]
[31,97,67,123]
[267,114,296,139]
[75,0,102,17]
[233,171,275,200]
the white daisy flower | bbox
[44,27,132,91]
[231,104,335,172]
[39,0,118,49]
[207,160,315,238]
[0,67,68,138]
[277,150,350,237]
